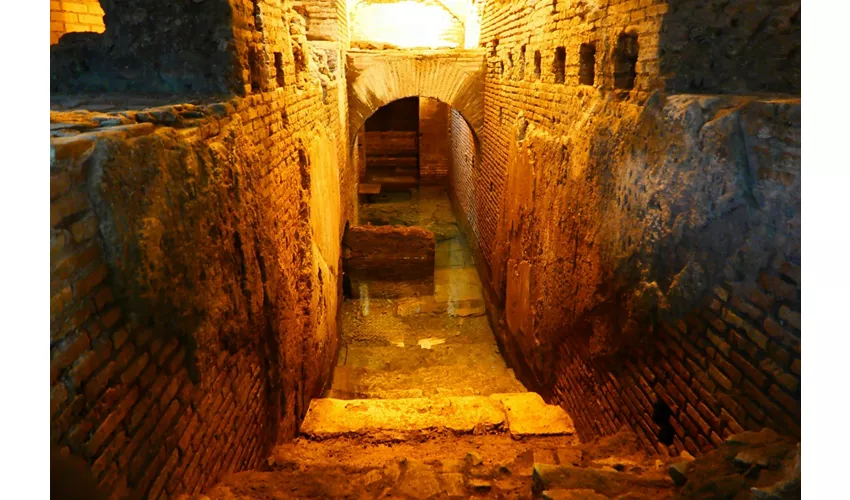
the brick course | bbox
[50,0,104,45]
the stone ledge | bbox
[300,392,576,442]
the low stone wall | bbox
[343,225,435,280]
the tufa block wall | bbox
[50,2,354,499]
[660,0,800,94]
[50,0,105,45]
[449,0,801,457]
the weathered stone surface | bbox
[468,477,492,492]
[395,460,442,499]
[300,397,507,440]
[440,472,467,497]
[668,461,689,486]
[677,428,800,499]
[542,489,609,500]
[557,448,584,467]
[532,463,674,497]
[492,393,576,437]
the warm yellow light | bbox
[463,2,480,49]
[350,1,458,49]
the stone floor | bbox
[335,187,516,399]
[200,431,675,500]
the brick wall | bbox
[343,225,435,281]
[50,0,105,45]
[419,98,451,185]
[293,0,349,44]
[50,1,353,498]
[448,108,481,248]
[349,0,464,49]
[449,0,801,458]
[548,259,801,457]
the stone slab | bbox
[300,396,506,441]
[532,464,674,497]
[491,393,576,437]
[542,489,608,500]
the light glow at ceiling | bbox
[350,1,459,49]
[463,1,480,49]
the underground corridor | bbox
[49,1,801,499]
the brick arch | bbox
[347,49,485,146]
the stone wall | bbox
[419,98,452,185]
[349,0,464,49]
[51,0,238,95]
[660,0,800,94]
[50,2,353,498]
[449,0,801,457]
[50,0,105,45]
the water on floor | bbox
[328,187,527,400]
[200,188,683,499]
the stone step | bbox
[327,366,526,400]
[338,343,516,370]
[327,344,527,399]
[300,393,576,442]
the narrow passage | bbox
[201,189,678,499]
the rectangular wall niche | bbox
[274,52,285,88]
[534,50,542,79]
[579,43,596,86]
[553,47,566,84]
[614,34,639,90]
[519,45,526,80]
